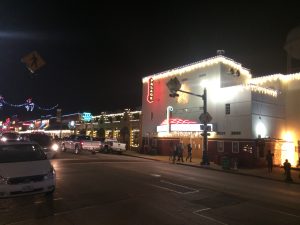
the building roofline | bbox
[142,55,251,83]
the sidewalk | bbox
[123,150,300,184]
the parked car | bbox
[61,135,101,154]
[100,138,126,154]
[0,132,21,142]
[0,141,56,198]
[24,133,59,159]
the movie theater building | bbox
[141,55,300,167]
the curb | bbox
[123,153,300,185]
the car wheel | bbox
[74,145,80,154]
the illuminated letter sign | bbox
[147,78,154,103]
[82,112,92,122]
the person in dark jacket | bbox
[186,144,192,162]
[265,150,274,173]
[283,159,293,182]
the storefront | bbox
[141,55,300,167]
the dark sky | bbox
[0,1,299,120]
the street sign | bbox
[199,112,212,123]
[21,51,46,73]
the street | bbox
[1,151,300,225]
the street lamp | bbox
[166,77,210,165]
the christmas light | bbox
[0,95,58,111]
[142,55,251,83]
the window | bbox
[231,131,241,135]
[150,112,153,121]
[232,141,239,153]
[217,141,224,152]
[225,103,230,115]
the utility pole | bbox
[166,77,211,165]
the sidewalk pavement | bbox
[123,150,300,184]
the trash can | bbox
[221,156,230,170]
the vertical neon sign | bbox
[147,78,154,103]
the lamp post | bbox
[166,77,210,165]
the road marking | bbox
[194,213,228,225]
[151,180,199,194]
[193,208,211,213]
[268,208,300,218]
[150,173,161,177]
[193,208,228,225]
[160,180,199,194]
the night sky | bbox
[0,1,299,120]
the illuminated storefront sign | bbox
[157,123,213,132]
[147,78,154,103]
[82,112,92,122]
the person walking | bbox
[283,159,293,182]
[186,143,192,162]
[177,143,184,162]
[265,150,274,173]
[172,143,178,164]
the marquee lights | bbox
[157,123,213,132]
[147,78,154,103]
[160,118,197,125]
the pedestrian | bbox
[186,143,192,162]
[169,142,175,161]
[283,159,293,182]
[265,150,274,173]
[172,143,178,164]
[177,143,184,162]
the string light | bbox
[142,55,251,83]
[0,95,58,111]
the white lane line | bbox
[160,180,199,194]
[150,173,161,177]
[151,184,183,194]
[193,211,228,225]
[193,208,211,213]
[151,180,199,194]
[268,208,300,218]
[34,197,63,204]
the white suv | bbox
[0,142,56,198]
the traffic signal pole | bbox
[201,89,209,165]
[177,88,209,165]
[167,77,210,165]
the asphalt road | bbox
[1,151,300,225]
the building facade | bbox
[141,55,300,167]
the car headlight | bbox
[44,166,55,180]
[0,137,7,142]
[0,175,8,185]
[51,143,59,151]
